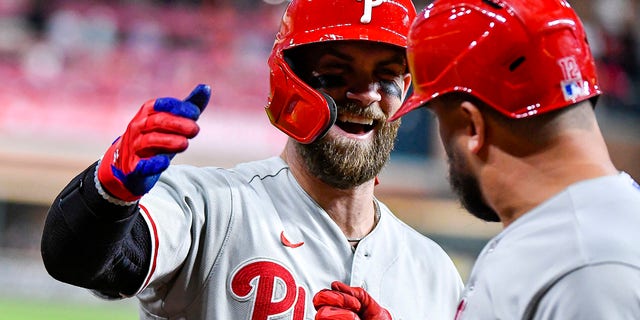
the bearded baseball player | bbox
[40,0,464,319]
[314,0,640,318]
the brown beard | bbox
[295,104,400,190]
[446,144,500,222]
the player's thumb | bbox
[331,282,371,308]
[331,281,354,294]
[184,84,211,113]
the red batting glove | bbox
[97,84,210,203]
[313,281,392,320]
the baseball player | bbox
[314,0,640,318]
[40,1,464,319]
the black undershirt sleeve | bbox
[40,161,151,297]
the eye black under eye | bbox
[379,80,402,99]
[311,75,346,89]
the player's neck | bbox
[280,142,379,240]
[484,134,618,227]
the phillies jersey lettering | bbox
[454,299,466,320]
[230,259,306,320]
[129,157,463,319]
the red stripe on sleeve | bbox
[139,204,159,290]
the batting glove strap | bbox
[95,159,139,206]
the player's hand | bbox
[313,281,392,320]
[97,84,211,202]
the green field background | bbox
[0,298,138,320]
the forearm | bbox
[41,161,151,297]
[41,85,209,297]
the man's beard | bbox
[446,145,500,222]
[295,103,400,190]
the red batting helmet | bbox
[266,0,417,143]
[391,0,601,120]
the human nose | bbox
[346,83,382,106]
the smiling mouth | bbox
[335,114,377,134]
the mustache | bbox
[337,102,387,121]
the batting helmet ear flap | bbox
[266,54,337,144]
[266,0,415,143]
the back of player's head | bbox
[266,0,417,144]
[392,0,601,121]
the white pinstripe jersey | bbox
[455,172,640,320]
[133,156,463,319]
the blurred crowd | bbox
[0,0,284,140]
[576,0,640,117]
[0,0,638,132]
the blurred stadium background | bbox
[0,0,638,318]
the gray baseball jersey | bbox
[131,156,463,319]
[455,172,640,319]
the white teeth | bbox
[338,115,374,125]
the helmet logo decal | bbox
[557,56,584,101]
[359,0,384,24]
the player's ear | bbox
[460,101,485,154]
[401,73,412,99]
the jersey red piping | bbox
[139,204,159,290]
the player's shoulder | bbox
[533,263,640,319]
[151,164,232,196]
[160,163,225,181]
[160,157,287,182]
[229,156,289,180]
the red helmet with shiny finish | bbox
[392,0,601,120]
[267,0,417,144]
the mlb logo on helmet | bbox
[558,56,585,101]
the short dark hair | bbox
[436,92,596,146]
